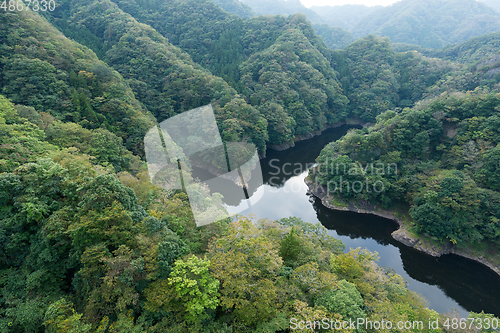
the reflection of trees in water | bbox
[313,195,500,317]
[263,163,311,188]
[191,165,263,206]
[399,248,500,316]
[312,196,397,245]
[261,124,360,187]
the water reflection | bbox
[313,196,500,316]
[200,125,500,317]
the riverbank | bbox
[266,118,369,152]
[305,177,500,278]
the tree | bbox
[43,299,92,333]
[279,227,319,269]
[315,279,366,322]
[478,144,500,191]
[167,255,219,323]
[207,218,283,326]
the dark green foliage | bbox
[239,22,348,138]
[478,145,500,191]
[312,24,354,50]
[332,35,457,121]
[2,1,500,331]
[0,10,154,157]
[279,227,306,268]
[428,31,500,64]
[314,90,500,247]
[43,0,271,152]
[44,0,352,147]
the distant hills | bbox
[479,0,500,13]
[310,4,382,31]
[349,0,500,49]
[210,0,500,49]
[237,0,325,24]
[210,0,255,19]
[212,0,355,49]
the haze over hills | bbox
[2,0,500,331]
[310,4,383,31]
[211,0,500,49]
[350,0,500,48]
[237,0,325,24]
[208,0,355,49]
[479,0,500,13]
[210,0,256,18]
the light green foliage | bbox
[167,255,220,323]
[44,299,92,333]
[278,217,345,255]
[208,218,283,325]
[290,262,337,294]
[2,2,500,331]
[0,95,56,172]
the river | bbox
[195,124,500,317]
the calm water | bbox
[196,125,500,317]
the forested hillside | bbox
[430,32,500,64]
[350,0,500,49]
[311,90,500,264]
[216,0,500,50]
[393,31,500,94]
[211,0,255,19]
[46,0,352,146]
[45,0,477,141]
[2,0,500,331]
[42,0,270,153]
[0,8,155,157]
[0,83,469,331]
[208,0,355,50]
[237,0,325,24]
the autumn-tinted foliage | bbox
[2,0,500,331]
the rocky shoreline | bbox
[305,178,500,277]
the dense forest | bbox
[218,0,500,50]
[312,90,500,245]
[43,0,490,143]
[1,0,500,331]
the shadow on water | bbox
[198,123,500,317]
[312,196,500,316]
[192,125,360,205]
[261,125,362,186]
